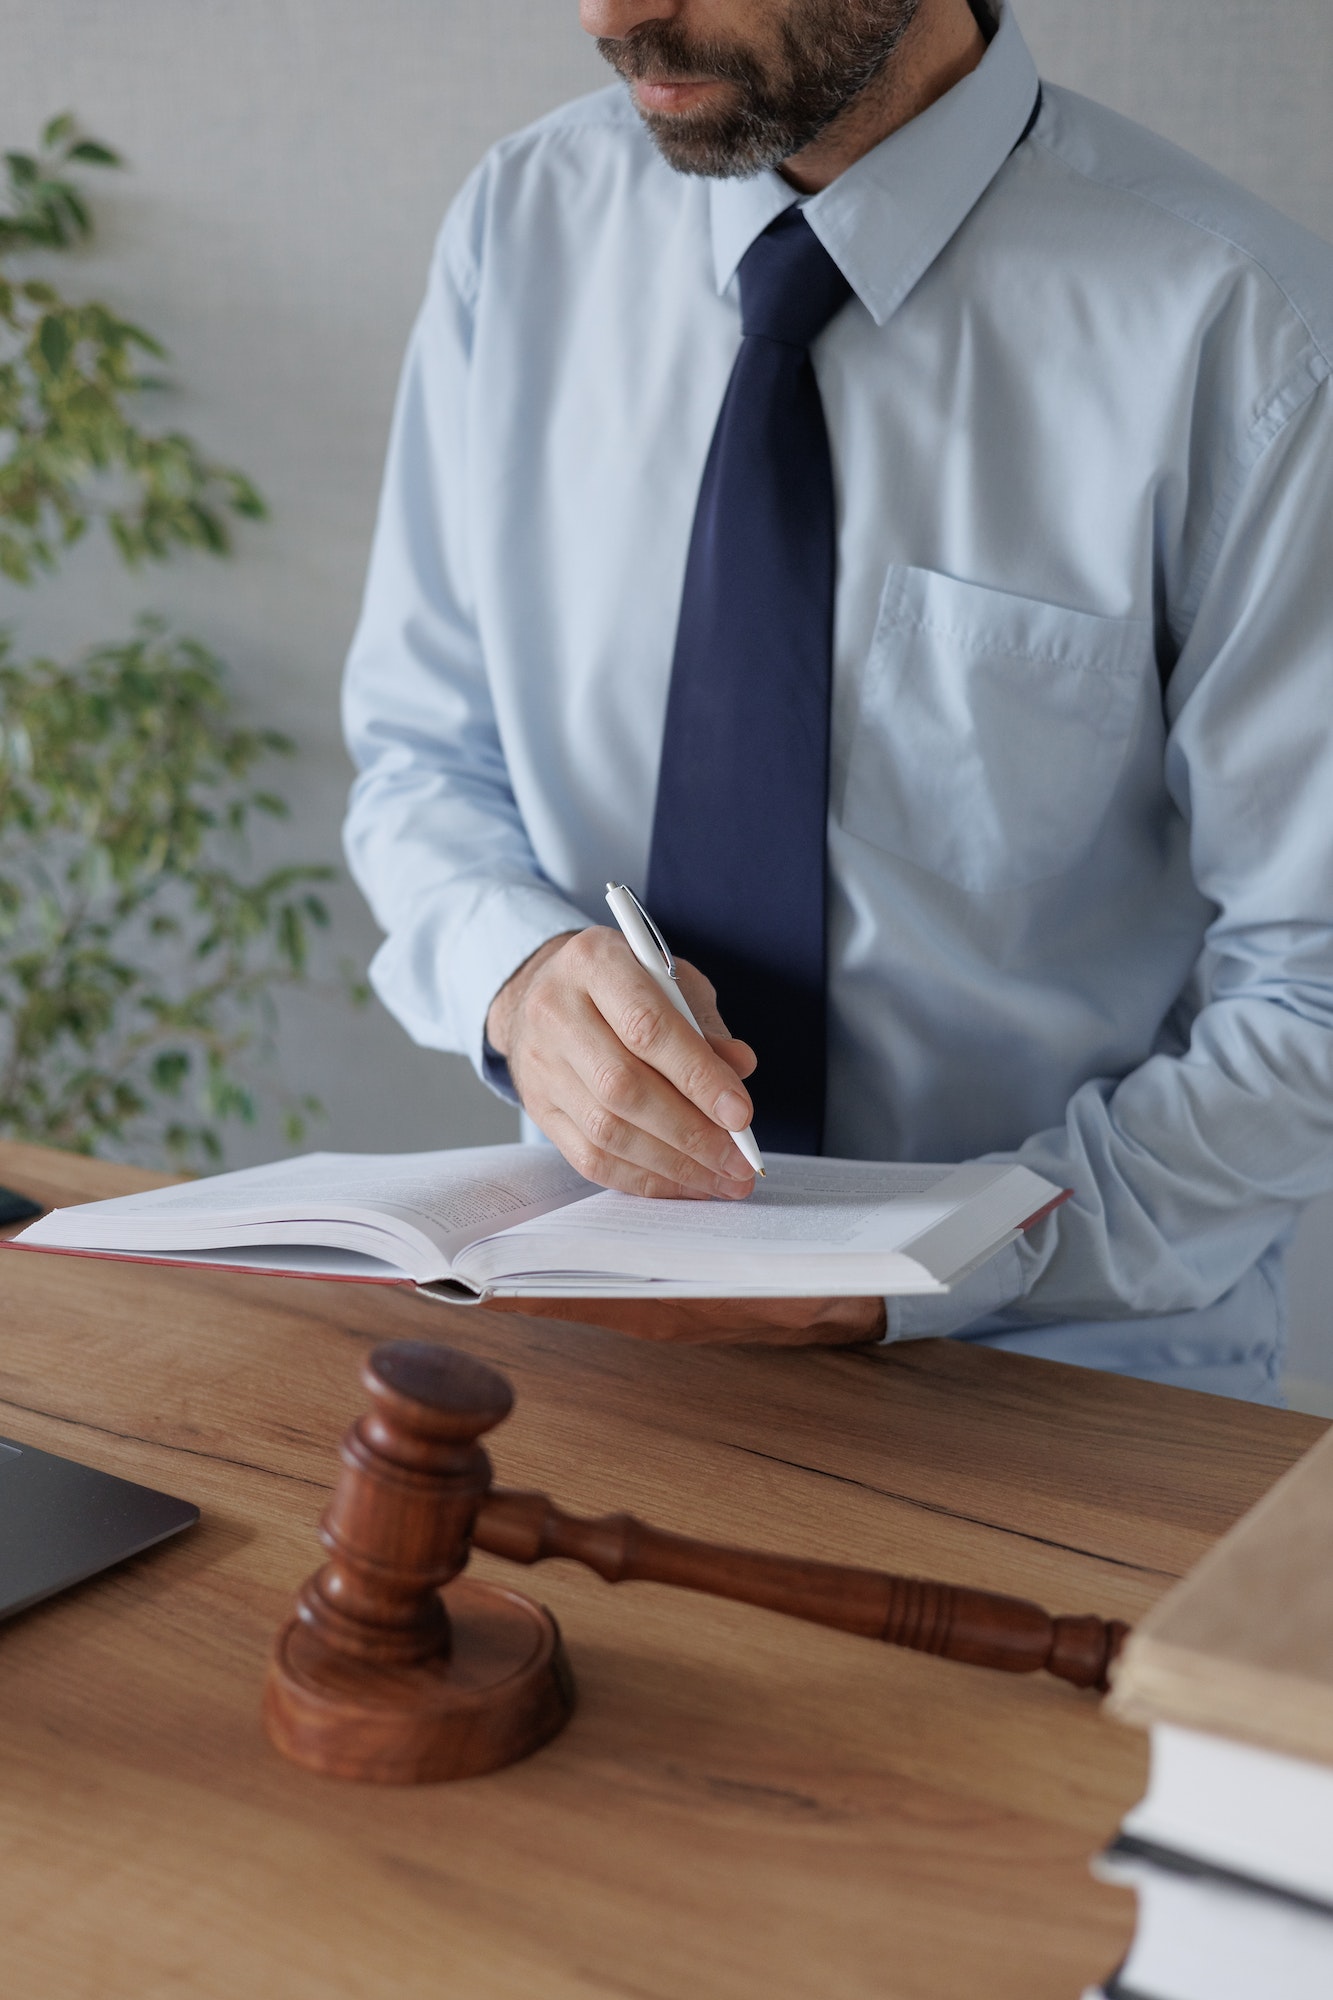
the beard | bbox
[599,1,924,179]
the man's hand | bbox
[482,1293,888,1346]
[486,927,761,1200]
[485,929,888,1345]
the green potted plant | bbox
[0,117,342,1166]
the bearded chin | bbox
[635,97,810,181]
[601,0,923,180]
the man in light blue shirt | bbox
[343,0,1333,1400]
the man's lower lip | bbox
[633,77,722,114]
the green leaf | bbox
[38,314,71,374]
[41,113,76,150]
[150,1050,190,1095]
[66,140,121,169]
[55,184,90,237]
[227,474,268,521]
[121,321,168,360]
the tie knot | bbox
[738,209,853,348]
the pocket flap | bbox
[841,565,1154,894]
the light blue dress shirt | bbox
[343,3,1333,1403]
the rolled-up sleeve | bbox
[342,174,591,1088]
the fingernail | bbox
[716,1090,750,1128]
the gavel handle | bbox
[473,1488,1128,1692]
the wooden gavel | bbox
[263,1341,1129,1783]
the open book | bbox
[7,1144,1065,1302]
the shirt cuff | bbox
[881,1238,1027,1342]
[365,879,593,1085]
[481,1034,519,1104]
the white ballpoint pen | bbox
[605,882,766,1178]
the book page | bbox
[455,1156,975,1288]
[497,1157,958,1250]
[19,1145,593,1268]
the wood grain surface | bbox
[0,1138,1324,2000]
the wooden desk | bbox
[0,1140,1323,2000]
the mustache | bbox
[597,22,763,89]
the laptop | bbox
[0,1435,199,1620]
[0,1435,199,1621]
[1,1182,199,1619]
[0,1185,43,1228]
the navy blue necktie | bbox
[646,210,852,1155]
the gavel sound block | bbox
[263,1341,1130,1784]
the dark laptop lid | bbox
[0,1434,198,1620]
[0,1186,43,1227]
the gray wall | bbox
[3,2,1332,1395]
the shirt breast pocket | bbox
[839,565,1154,894]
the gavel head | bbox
[263,1340,573,1785]
[308,1341,514,1662]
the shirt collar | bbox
[708,0,1039,327]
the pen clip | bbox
[612,883,676,979]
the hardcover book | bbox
[6,1143,1065,1303]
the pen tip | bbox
[757,1168,766,1177]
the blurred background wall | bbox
[2,0,1331,1404]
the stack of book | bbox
[1084,1421,1333,2000]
